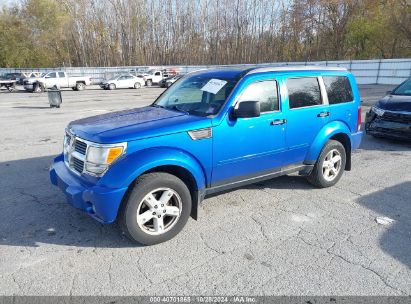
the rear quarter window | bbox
[323,76,353,104]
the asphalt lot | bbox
[0,84,410,296]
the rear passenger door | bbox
[323,75,356,132]
[284,76,329,165]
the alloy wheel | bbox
[322,149,342,181]
[136,188,182,235]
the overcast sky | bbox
[0,0,17,6]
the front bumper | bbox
[49,154,128,223]
[24,84,34,91]
[365,112,411,141]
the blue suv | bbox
[50,66,363,245]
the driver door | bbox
[117,76,127,88]
[211,78,287,186]
[44,72,57,88]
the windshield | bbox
[107,76,119,81]
[392,79,411,96]
[153,75,238,116]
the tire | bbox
[120,172,192,245]
[134,82,141,89]
[109,83,116,90]
[33,82,44,93]
[307,140,346,188]
[146,79,153,87]
[76,82,85,91]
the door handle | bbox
[270,119,287,126]
[317,111,330,118]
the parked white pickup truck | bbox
[23,71,92,92]
[140,69,172,86]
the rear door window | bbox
[286,77,322,109]
[58,72,65,78]
[323,76,353,104]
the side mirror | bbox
[386,90,392,95]
[234,101,260,118]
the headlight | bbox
[371,106,385,116]
[85,143,127,175]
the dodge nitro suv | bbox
[50,66,363,245]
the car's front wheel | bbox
[76,82,85,91]
[134,82,141,89]
[307,140,346,188]
[120,172,192,245]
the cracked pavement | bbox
[0,85,410,295]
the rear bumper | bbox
[351,131,363,150]
[49,154,128,223]
[365,113,411,141]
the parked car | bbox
[159,76,173,88]
[159,75,182,88]
[0,79,17,92]
[140,69,172,86]
[14,72,39,85]
[365,78,411,141]
[50,66,363,245]
[23,71,91,92]
[100,74,145,90]
[2,72,26,84]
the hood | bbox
[68,106,211,143]
[377,95,411,112]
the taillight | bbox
[357,106,362,131]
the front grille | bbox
[74,140,87,155]
[381,111,411,123]
[72,157,84,173]
[64,133,88,175]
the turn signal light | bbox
[107,147,124,164]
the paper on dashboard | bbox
[201,79,227,94]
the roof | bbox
[189,65,347,79]
[246,65,347,74]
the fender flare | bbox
[100,147,207,191]
[305,121,352,164]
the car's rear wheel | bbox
[109,83,116,90]
[307,140,346,188]
[120,172,191,245]
[134,82,141,89]
[146,79,153,87]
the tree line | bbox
[0,0,410,68]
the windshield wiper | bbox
[168,105,189,115]
[151,104,165,108]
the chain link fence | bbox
[1,58,410,85]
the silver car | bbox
[101,74,145,90]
